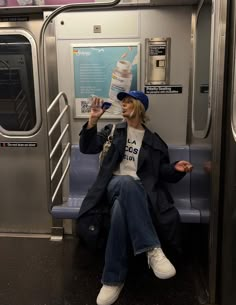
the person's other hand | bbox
[175,160,193,173]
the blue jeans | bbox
[102,175,161,285]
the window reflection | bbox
[192,1,212,137]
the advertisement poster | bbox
[72,43,140,118]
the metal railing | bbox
[39,0,120,228]
[47,91,71,204]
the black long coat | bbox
[77,121,185,250]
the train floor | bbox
[0,225,208,305]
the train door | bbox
[190,0,229,304]
[219,0,236,304]
[0,26,52,234]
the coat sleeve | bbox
[159,150,186,183]
[152,133,185,183]
[79,122,113,154]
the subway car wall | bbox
[55,7,192,144]
[0,1,235,305]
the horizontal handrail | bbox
[48,104,68,137]
[52,159,70,203]
[47,91,68,113]
[51,142,70,181]
[46,91,72,207]
[47,91,72,144]
[50,124,69,160]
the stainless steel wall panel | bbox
[0,17,54,234]
[56,6,192,145]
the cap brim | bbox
[117,92,131,101]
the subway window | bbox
[0,34,37,132]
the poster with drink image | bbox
[72,43,140,118]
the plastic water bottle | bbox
[87,95,122,115]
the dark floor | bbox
[0,235,201,305]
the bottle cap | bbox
[116,60,131,71]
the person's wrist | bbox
[88,118,98,128]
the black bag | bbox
[77,205,110,251]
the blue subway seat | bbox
[51,144,210,223]
[51,197,84,219]
[51,145,99,219]
[167,145,200,223]
[189,145,211,224]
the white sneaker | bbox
[147,247,176,279]
[96,284,124,305]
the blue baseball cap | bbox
[117,90,149,111]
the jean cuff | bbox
[134,244,161,256]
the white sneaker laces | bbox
[148,248,166,267]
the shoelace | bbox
[148,249,166,267]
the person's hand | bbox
[174,160,193,173]
[88,96,105,128]
[90,96,105,118]
[203,161,211,174]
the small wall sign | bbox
[0,142,37,147]
[144,85,183,94]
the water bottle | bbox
[87,95,122,115]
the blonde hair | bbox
[131,99,149,123]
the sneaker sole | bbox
[153,269,176,279]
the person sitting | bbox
[78,91,193,305]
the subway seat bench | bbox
[51,144,210,224]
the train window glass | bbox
[0,33,38,133]
[192,1,213,138]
